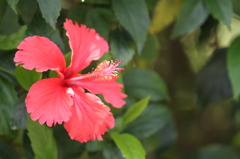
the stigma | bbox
[92,60,124,80]
[66,60,124,84]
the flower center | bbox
[92,60,124,80]
[65,60,124,86]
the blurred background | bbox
[1,0,240,158]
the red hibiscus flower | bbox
[14,19,127,143]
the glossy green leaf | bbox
[171,0,209,38]
[123,96,150,125]
[186,145,239,159]
[7,0,19,13]
[26,13,65,51]
[0,51,15,73]
[111,132,146,159]
[123,68,168,101]
[112,0,150,53]
[0,5,20,35]
[0,51,17,84]
[86,141,107,152]
[110,29,135,66]
[227,36,240,99]
[10,94,28,130]
[36,0,61,28]
[203,0,232,28]
[68,7,110,40]
[0,76,17,135]
[0,26,27,50]
[103,144,124,159]
[15,66,42,90]
[197,49,232,107]
[27,118,58,159]
[124,104,172,138]
[17,0,38,24]
[138,34,159,66]
[85,8,110,40]
[53,125,85,159]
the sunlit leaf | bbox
[149,0,182,34]
[123,96,150,125]
[227,36,240,99]
[111,132,146,159]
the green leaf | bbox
[171,0,209,38]
[138,34,159,66]
[0,5,20,35]
[15,66,42,90]
[36,0,61,28]
[85,8,110,40]
[111,132,146,159]
[17,0,38,24]
[103,144,124,159]
[26,13,65,51]
[186,145,239,159]
[0,51,15,73]
[0,26,27,50]
[227,36,240,99]
[7,0,19,13]
[53,125,84,159]
[203,0,232,28]
[124,104,172,138]
[86,141,107,152]
[123,96,150,125]
[10,94,28,130]
[27,118,58,159]
[112,0,150,53]
[149,0,182,34]
[110,29,135,66]
[123,68,168,101]
[0,76,17,135]
[68,7,110,40]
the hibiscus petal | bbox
[64,19,109,77]
[26,78,73,127]
[74,78,127,108]
[64,88,114,143]
[14,36,66,72]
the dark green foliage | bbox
[0,0,239,159]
